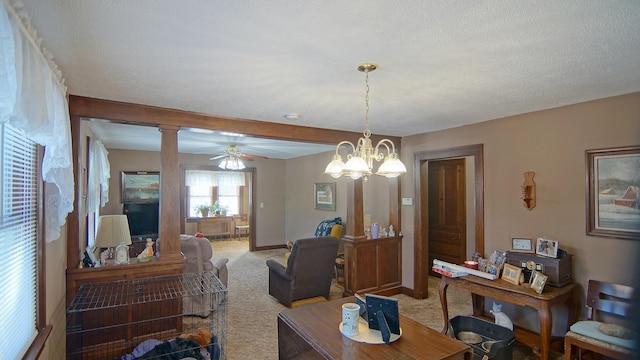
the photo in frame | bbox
[501,263,522,285]
[586,146,640,240]
[536,237,559,258]
[511,237,534,253]
[121,171,160,203]
[486,262,500,276]
[530,271,548,294]
[314,182,336,211]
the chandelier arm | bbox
[335,140,356,154]
[374,139,397,160]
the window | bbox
[218,184,239,215]
[0,123,44,359]
[185,170,246,217]
[188,185,213,217]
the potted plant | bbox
[194,204,210,217]
[211,201,228,216]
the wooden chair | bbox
[234,214,250,238]
[564,280,638,360]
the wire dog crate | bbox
[67,270,227,360]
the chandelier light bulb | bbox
[324,154,345,178]
[376,153,407,178]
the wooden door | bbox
[428,159,466,275]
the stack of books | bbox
[431,263,468,278]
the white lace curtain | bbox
[1,1,74,242]
[87,138,110,212]
[185,170,246,188]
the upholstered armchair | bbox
[179,234,229,316]
[180,234,228,286]
[266,236,339,307]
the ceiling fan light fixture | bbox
[323,63,406,181]
[218,156,245,170]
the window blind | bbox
[0,123,38,359]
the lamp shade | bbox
[95,215,132,248]
[375,153,407,178]
[218,157,245,170]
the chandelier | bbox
[214,144,246,170]
[324,63,407,181]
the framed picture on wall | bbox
[586,145,640,240]
[121,171,160,203]
[314,182,336,211]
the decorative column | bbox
[344,178,365,241]
[158,125,183,261]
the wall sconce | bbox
[521,171,536,210]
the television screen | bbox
[123,202,159,238]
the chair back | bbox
[586,280,638,321]
[286,236,339,280]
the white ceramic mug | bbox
[341,302,360,336]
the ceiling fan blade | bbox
[209,155,225,160]
[242,153,269,160]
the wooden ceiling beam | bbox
[68,95,400,147]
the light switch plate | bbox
[402,197,413,206]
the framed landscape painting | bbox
[314,182,336,211]
[121,171,160,203]
[586,146,640,240]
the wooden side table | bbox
[439,275,577,360]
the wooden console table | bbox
[278,297,471,360]
[185,216,233,238]
[439,275,577,360]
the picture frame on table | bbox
[530,271,548,294]
[586,146,640,241]
[486,262,500,276]
[511,237,534,253]
[121,171,160,203]
[501,263,522,285]
[314,182,336,211]
[536,237,559,258]
[83,247,98,268]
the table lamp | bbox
[95,215,132,265]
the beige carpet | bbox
[210,239,563,359]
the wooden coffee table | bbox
[277,297,472,360]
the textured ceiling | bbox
[19,1,640,158]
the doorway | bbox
[427,158,466,276]
[413,144,484,299]
[180,166,257,251]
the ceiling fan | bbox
[209,143,268,162]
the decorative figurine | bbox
[389,225,395,237]
[137,238,154,262]
[490,302,513,330]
